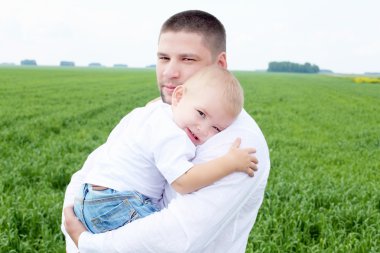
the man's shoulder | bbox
[128,100,170,121]
[231,109,256,128]
[223,109,263,139]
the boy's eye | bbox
[213,126,221,133]
[197,110,205,118]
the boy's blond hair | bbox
[182,65,244,118]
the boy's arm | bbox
[171,138,258,194]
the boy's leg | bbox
[74,184,159,234]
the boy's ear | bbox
[172,86,184,106]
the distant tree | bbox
[88,63,102,67]
[146,64,156,68]
[311,64,320,73]
[320,69,333,74]
[364,72,380,76]
[113,64,128,68]
[0,62,16,66]
[60,61,75,67]
[21,59,37,66]
[268,61,319,73]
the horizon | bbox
[3,63,380,76]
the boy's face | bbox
[171,85,235,146]
[156,31,225,104]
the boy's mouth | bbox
[185,127,200,145]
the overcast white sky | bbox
[1,0,379,74]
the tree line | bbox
[268,61,320,73]
[17,59,129,68]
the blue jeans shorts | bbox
[74,184,159,233]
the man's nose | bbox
[163,60,180,79]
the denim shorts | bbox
[74,184,159,234]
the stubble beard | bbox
[160,90,171,104]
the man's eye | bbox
[183,58,195,62]
[158,56,169,61]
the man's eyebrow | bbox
[156,52,200,60]
[180,53,199,59]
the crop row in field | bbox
[0,67,379,252]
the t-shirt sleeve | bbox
[151,119,195,184]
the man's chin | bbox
[160,93,172,104]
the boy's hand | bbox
[227,138,258,176]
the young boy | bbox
[73,65,257,233]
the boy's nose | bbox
[196,124,213,138]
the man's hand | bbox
[64,206,88,247]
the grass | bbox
[0,67,379,252]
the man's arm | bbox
[62,112,138,252]
[77,165,269,253]
[64,206,86,247]
[72,112,270,253]
[61,142,108,253]
[64,138,258,247]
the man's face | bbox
[156,31,215,104]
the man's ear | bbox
[216,52,227,69]
[172,86,184,106]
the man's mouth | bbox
[162,81,181,93]
[163,86,176,94]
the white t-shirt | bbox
[83,101,195,201]
[63,102,271,253]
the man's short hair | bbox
[160,10,226,58]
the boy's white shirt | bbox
[62,101,271,253]
[82,101,195,201]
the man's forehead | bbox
[158,31,205,46]
[157,31,215,64]
[158,38,210,57]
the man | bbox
[63,10,270,253]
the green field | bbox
[0,67,379,252]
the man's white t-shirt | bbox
[83,101,195,201]
[63,101,271,253]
